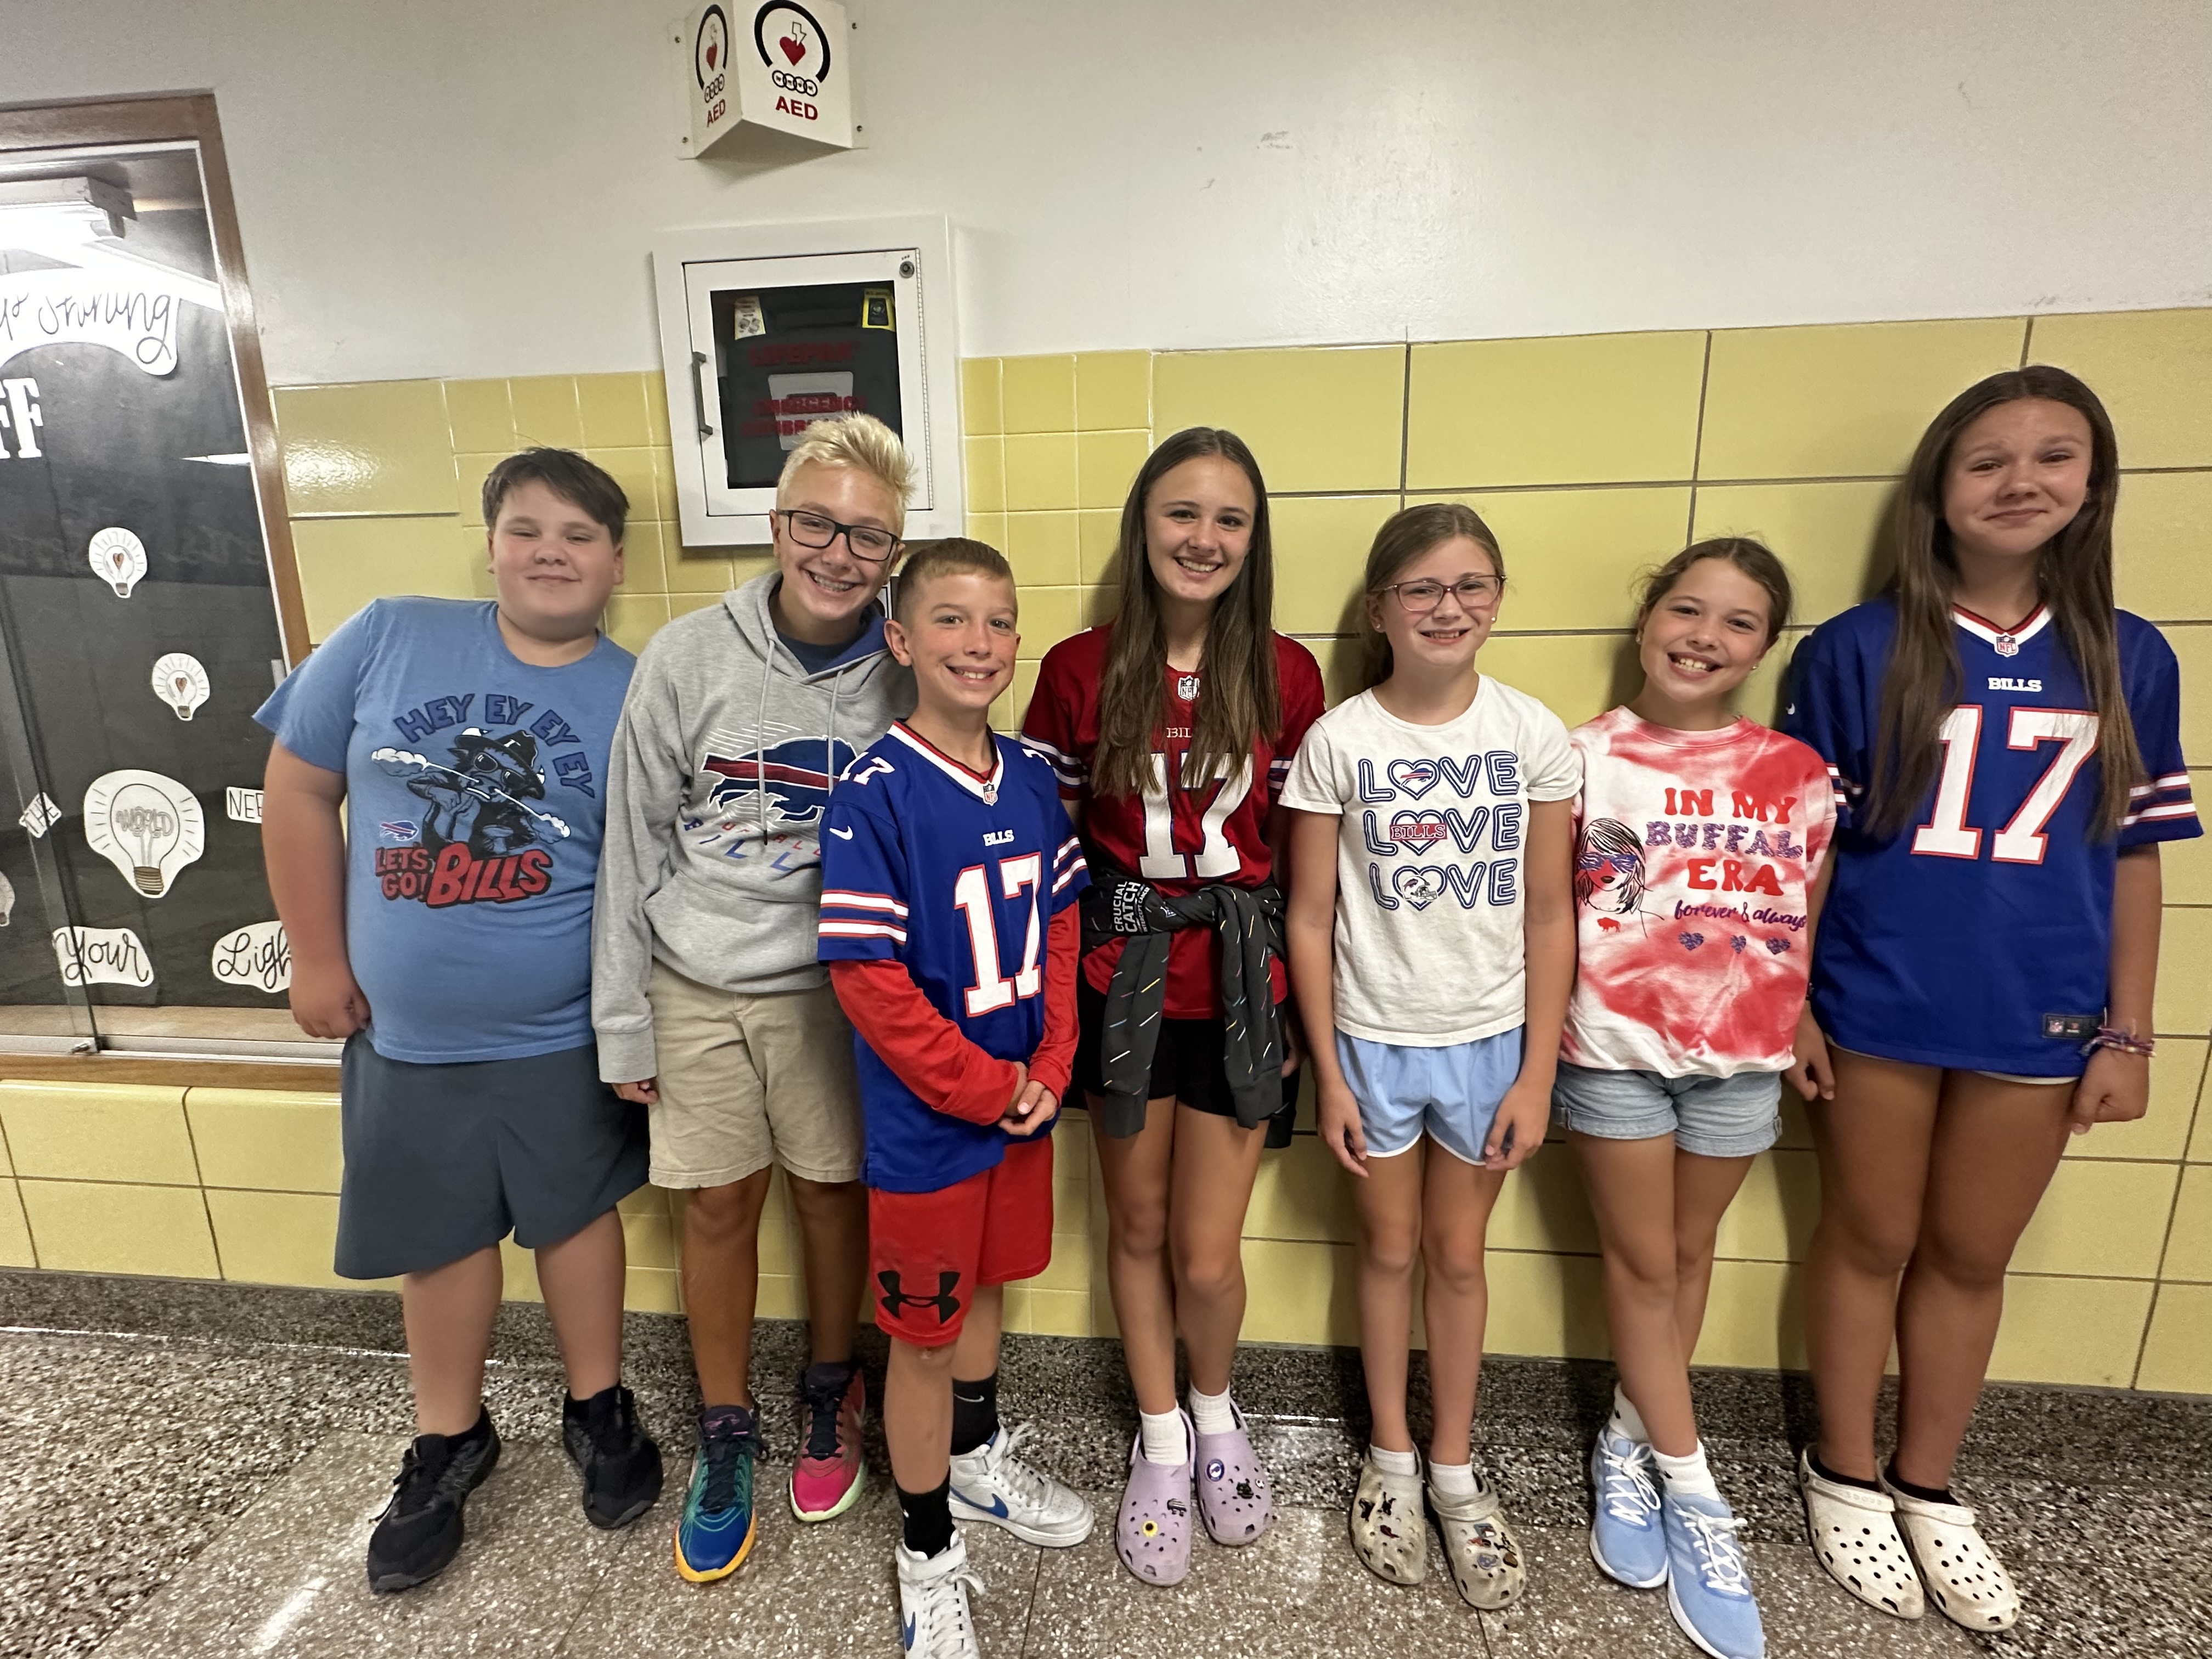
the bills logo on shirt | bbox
[701,735,856,832]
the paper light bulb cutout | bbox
[151,652,211,720]
[88,527,148,597]
[83,769,205,899]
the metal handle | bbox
[690,351,715,439]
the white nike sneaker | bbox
[1881,1476,2020,1631]
[895,1532,985,1659]
[947,1423,1095,1547]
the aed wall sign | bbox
[679,0,855,157]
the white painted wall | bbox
[4,0,2209,385]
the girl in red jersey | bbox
[1020,427,1324,1587]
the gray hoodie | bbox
[591,572,913,1082]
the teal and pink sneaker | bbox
[674,1406,761,1583]
[790,1361,867,1521]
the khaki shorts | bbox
[646,963,864,1188]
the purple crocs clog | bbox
[1115,1410,1196,1585]
[1193,1403,1273,1545]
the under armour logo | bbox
[877,1268,961,1324]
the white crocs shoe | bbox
[1881,1476,2020,1632]
[1348,1454,1427,1585]
[1797,1449,1923,1620]
[1429,1478,1527,1611]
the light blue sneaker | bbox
[1662,1488,1765,1659]
[1589,1430,1667,1588]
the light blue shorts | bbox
[1335,1027,1525,1165]
[1549,1062,1781,1159]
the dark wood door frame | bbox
[0,91,324,1087]
[0,90,309,665]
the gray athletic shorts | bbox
[335,1035,650,1279]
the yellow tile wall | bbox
[220,304,2212,1387]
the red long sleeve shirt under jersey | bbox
[828,905,1081,1126]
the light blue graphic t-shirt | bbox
[256,597,635,1064]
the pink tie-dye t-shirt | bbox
[1561,707,1836,1077]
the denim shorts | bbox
[1549,1061,1782,1158]
[1335,1027,1525,1165]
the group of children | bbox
[258,362,2196,1659]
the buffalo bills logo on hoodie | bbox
[701,736,857,832]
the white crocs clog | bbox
[1797,1449,1925,1620]
[1348,1454,1427,1585]
[1882,1476,2021,1632]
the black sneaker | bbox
[366,1409,501,1593]
[562,1383,664,1529]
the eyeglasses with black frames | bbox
[775,509,901,565]
[1378,574,1503,612]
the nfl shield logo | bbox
[1995,634,2019,657]
[1176,673,1202,701]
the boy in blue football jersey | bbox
[816,540,1093,1659]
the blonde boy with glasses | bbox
[593,413,916,1582]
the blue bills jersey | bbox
[1785,599,2198,1074]
[818,723,1088,1192]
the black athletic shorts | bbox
[1073,974,1300,1143]
[335,1035,648,1279]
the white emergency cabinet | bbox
[651,216,961,548]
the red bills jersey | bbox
[1021,626,1325,1018]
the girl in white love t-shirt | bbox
[1282,503,1578,1613]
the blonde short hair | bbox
[775,413,914,533]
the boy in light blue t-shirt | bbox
[257,449,661,1593]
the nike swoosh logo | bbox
[829,826,853,839]
[952,1485,1009,1519]
[902,1614,917,1649]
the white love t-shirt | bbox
[1280,678,1579,1046]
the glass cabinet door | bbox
[0,138,312,1056]
[680,246,933,531]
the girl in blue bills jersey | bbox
[1784,366,2198,1634]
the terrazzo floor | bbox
[2,1271,2208,1658]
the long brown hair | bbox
[1359,502,1504,689]
[1092,427,1282,798]
[1863,365,2138,839]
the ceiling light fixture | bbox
[0,176,222,312]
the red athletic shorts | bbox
[867,1137,1054,1348]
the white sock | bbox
[1369,1443,1419,1477]
[1139,1407,1187,1466]
[1652,1442,1722,1502]
[1609,1385,1650,1446]
[1187,1385,1236,1437]
[1428,1459,1481,1499]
